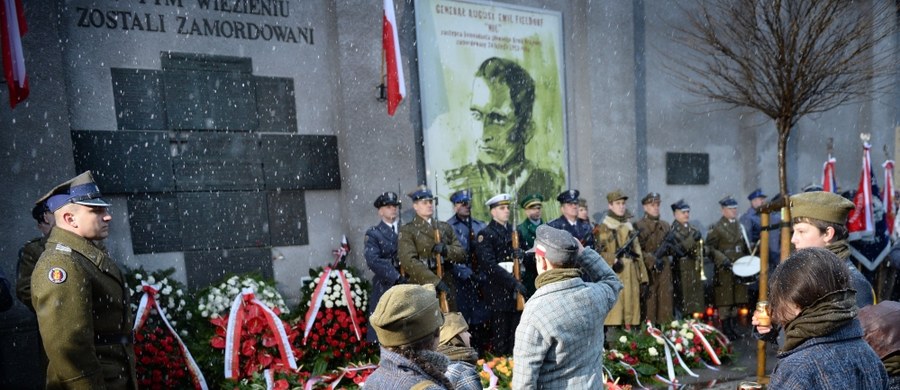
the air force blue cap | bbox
[671,199,690,212]
[37,171,111,212]
[556,189,580,204]
[747,188,767,201]
[374,191,401,208]
[719,195,739,208]
[450,190,473,204]
[407,186,434,202]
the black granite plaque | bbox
[128,193,181,254]
[184,247,273,291]
[666,152,709,185]
[71,130,176,193]
[255,76,297,133]
[173,132,263,191]
[260,135,341,190]
[161,52,253,73]
[178,191,269,250]
[268,190,308,246]
[111,68,168,131]
[163,70,259,131]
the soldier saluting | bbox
[397,187,466,312]
[31,171,137,389]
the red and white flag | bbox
[382,0,405,116]
[822,157,838,193]
[883,160,895,236]
[848,143,874,240]
[1,0,28,108]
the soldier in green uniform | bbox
[31,171,137,389]
[17,202,54,311]
[516,193,544,297]
[667,200,705,318]
[705,196,750,339]
[634,192,674,324]
[397,187,466,312]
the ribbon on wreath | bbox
[481,363,499,389]
[224,288,298,379]
[133,281,208,390]
[688,321,722,366]
[303,364,378,390]
[646,322,698,384]
[301,267,363,344]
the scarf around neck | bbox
[535,268,582,289]
[436,344,478,363]
[781,289,857,353]
[826,240,851,260]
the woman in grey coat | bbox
[753,248,887,389]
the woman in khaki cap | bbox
[365,284,452,390]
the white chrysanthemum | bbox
[202,310,210,318]
[162,285,173,295]
[135,273,143,280]
[675,343,683,352]
[325,300,334,308]
[685,332,694,340]
[619,335,627,343]
[648,347,659,357]
[176,289,183,297]
[671,321,680,328]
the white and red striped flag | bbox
[848,143,874,240]
[382,0,405,116]
[822,157,838,193]
[1,0,28,108]
[883,160,895,236]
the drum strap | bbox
[739,224,752,254]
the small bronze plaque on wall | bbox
[666,152,709,185]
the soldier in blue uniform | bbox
[547,189,596,249]
[363,191,404,343]
[445,189,489,353]
[475,193,527,355]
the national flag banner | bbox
[382,0,405,116]
[822,157,838,193]
[1,0,28,108]
[883,160,895,236]
[848,143,874,240]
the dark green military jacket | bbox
[398,215,465,311]
[32,227,136,390]
[706,217,750,307]
[670,222,705,314]
[17,236,46,312]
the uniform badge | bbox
[48,267,67,284]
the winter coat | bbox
[366,348,449,390]
[364,221,401,342]
[634,215,674,324]
[669,221,705,314]
[769,319,888,389]
[398,216,465,311]
[512,248,622,389]
[596,215,648,325]
[705,217,750,307]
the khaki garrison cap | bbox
[789,191,855,225]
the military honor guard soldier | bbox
[634,192,675,324]
[445,189,490,354]
[516,193,544,297]
[596,190,648,327]
[31,171,137,389]
[397,187,466,311]
[706,195,751,339]
[547,190,596,249]
[363,191,405,343]
[668,200,706,318]
[475,193,528,356]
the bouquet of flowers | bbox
[125,267,199,389]
[477,355,513,389]
[196,274,289,320]
[296,265,378,375]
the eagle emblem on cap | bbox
[48,267,67,284]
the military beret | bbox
[485,193,511,208]
[789,191,854,224]
[557,189,580,204]
[671,199,690,212]
[370,284,444,347]
[37,171,110,212]
[527,224,578,265]
[439,312,469,346]
[747,188,767,201]
[641,192,661,205]
[520,193,544,209]
[606,190,628,203]
[407,186,434,202]
[450,190,473,204]
[374,191,401,208]
[718,195,738,208]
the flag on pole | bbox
[883,160,895,236]
[382,0,405,116]
[822,157,838,193]
[1,0,28,108]
[848,143,874,240]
